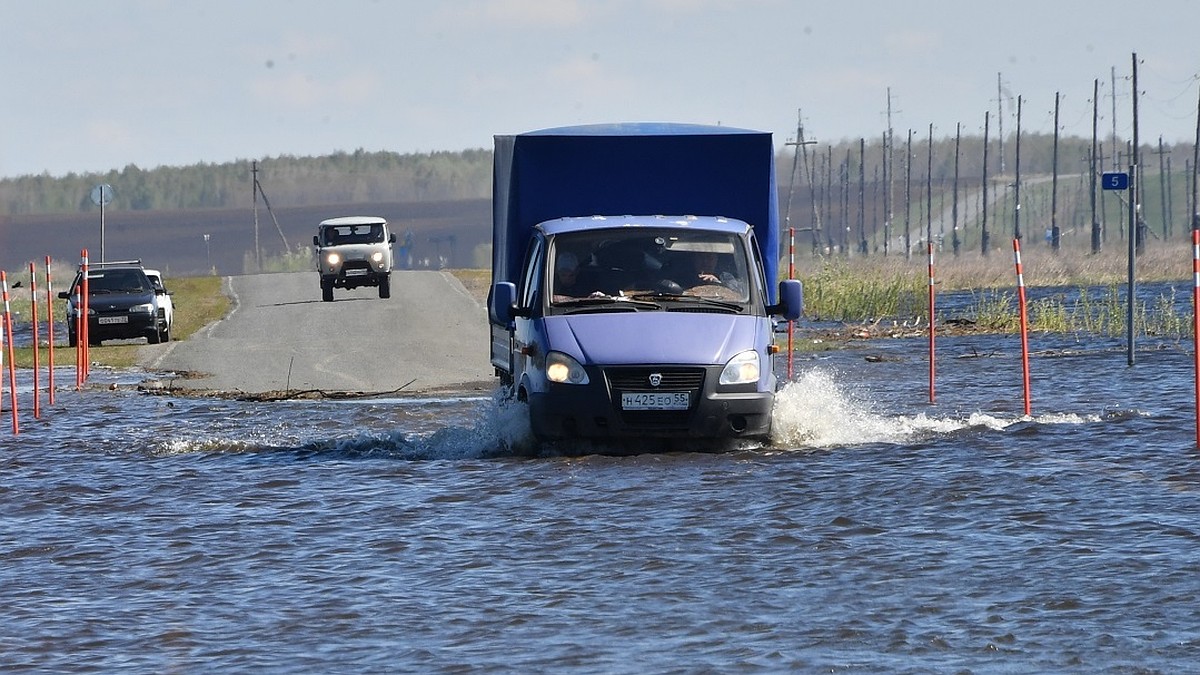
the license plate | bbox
[345,269,368,276]
[97,316,128,325]
[620,391,690,411]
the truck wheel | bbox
[321,279,334,302]
[68,327,78,348]
[159,326,171,343]
[378,275,391,299]
[147,330,161,344]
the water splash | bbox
[769,367,1100,449]
[299,391,540,460]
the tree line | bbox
[3,135,1195,233]
[0,148,494,216]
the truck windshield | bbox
[323,224,384,245]
[550,229,750,305]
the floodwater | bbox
[3,328,1200,672]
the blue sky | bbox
[3,0,1198,178]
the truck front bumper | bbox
[527,365,774,441]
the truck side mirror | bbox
[313,235,320,246]
[489,281,517,325]
[58,291,71,300]
[771,279,803,321]
[389,233,397,243]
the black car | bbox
[59,262,164,346]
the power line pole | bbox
[1193,83,1200,231]
[1154,135,1169,239]
[252,160,261,272]
[996,72,1006,174]
[952,122,961,256]
[1091,78,1102,253]
[1013,95,1023,241]
[1127,52,1141,366]
[982,111,991,255]
[1051,91,1061,252]
[858,138,867,255]
[904,129,914,259]
[925,123,934,248]
[1111,66,1120,171]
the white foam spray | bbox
[769,367,1099,449]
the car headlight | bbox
[718,350,760,386]
[325,252,341,266]
[130,303,155,314]
[545,351,589,385]
[371,251,384,263]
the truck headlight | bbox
[325,252,341,266]
[371,251,384,263]
[718,350,760,385]
[130,303,156,314]
[546,351,589,385]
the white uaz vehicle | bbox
[313,216,396,301]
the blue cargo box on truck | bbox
[489,123,802,443]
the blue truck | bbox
[488,123,803,442]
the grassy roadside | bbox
[794,245,1195,335]
[5,275,229,368]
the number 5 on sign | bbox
[1102,172,1129,190]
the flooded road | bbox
[3,328,1199,672]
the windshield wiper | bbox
[631,292,742,312]
[556,295,662,311]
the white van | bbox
[313,216,396,302]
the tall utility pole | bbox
[996,72,1006,174]
[252,160,261,271]
[1193,84,1200,231]
[1111,66,1120,171]
[1013,95,1023,240]
[1132,54,1144,256]
[881,131,890,255]
[1051,91,1061,252]
[783,109,803,239]
[904,129,914,258]
[982,111,991,255]
[1127,52,1141,366]
[1091,78,1102,253]
[952,122,961,255]
[925,123,934,247]
[783,109,820,253]
[884,88,897,256]
[857,138,867,255]
[1155,136,1169,239]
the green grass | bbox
[792,247,1195,338]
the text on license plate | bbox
[621,391,690,410]
[97,316,128,325]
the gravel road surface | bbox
[139,271,496,396]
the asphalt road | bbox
[139,271,496,396]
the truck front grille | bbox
[604,367,705,429]
[605,367,704,390]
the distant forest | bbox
[2,135,1195,217]
[0,148,494,215]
